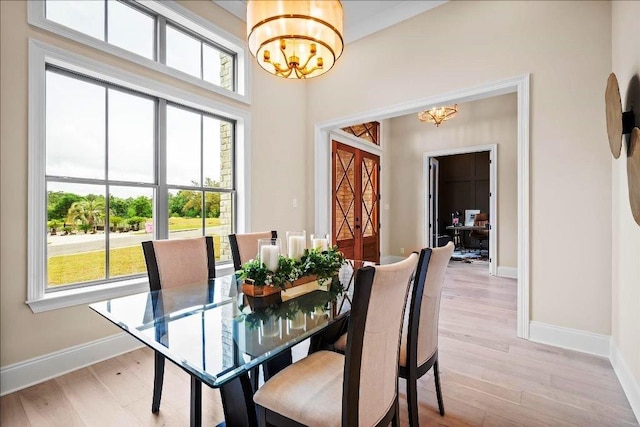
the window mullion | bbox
[105,87,111,279]
[103,0,108,43]
[158,15,166,65]
[156,99,168,240]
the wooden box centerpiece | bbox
[239,247,346,298]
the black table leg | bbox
[262,350,292,381]
[220,372,257,427]
[190,376,202,427]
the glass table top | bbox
[89,274,344,388]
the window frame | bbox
[28,39,250,313]
[28,0,250,104]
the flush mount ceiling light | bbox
[418,104,458,127]
[247,1,344,79]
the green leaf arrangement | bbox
[239,246,347,291]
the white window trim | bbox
[27,39,251,313]
[27,0,251,104]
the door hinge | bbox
[489,192,492,197]
[378,194,381,201]
[378,165,381,172]
[489,159,492,164]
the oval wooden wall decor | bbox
[606,73,623,159]
[628,127,640,226]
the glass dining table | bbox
[89,274,347,427]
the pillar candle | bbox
[288,235,306,260]
[260,245,279,271]
[311,238,328,251]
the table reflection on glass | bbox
[90,274,346,427]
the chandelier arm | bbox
[299,51,317,74]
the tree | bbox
[127,196,152,218]
[48,192,82,220]
[109,195,129,218]
[66,199,105,233]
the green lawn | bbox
[48,236,222,287]
[169,217,220,231]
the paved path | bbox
[47,227,226,256]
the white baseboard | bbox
[529,321,610,358]
[0,332,142,396]
[496,266,517,279]
[610,341,640,423]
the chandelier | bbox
[247,1,344,79]
[418,104,459,127]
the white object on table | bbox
[311,238,328,251]
[288,235,306,260]
[260,245,279,271]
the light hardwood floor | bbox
[1,262,637,426]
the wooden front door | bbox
[332,141,380,263]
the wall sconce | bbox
[606,72,640,225]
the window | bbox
[44,68,235,292]
[29,0,249,102]
[29,40,249,312]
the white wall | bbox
[305,1,612,335]
[611,0,640,405]
[387,94,517,268]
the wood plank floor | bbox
[2,262,637,426]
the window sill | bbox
[26,263,236,313]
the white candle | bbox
[311,238,328,251]
[288,235,306,260]
[260,245,279,271]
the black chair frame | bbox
[141,236,216,414]
[398,247,445,426]
[257,266,404,427]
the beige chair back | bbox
[229,231,276,270]
[343,253,418,426]
[144,237,211,290]
[415,242,454,365]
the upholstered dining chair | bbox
[253,253,419,427]
[142,236,216,413]
[400,242,454,425]
[332,243,454,425]
[469,212,489,250]
[229,231,278,271]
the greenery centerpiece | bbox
[239,246,347,296]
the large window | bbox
[29,0,248,102]
[43,67,236,292]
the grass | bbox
[47,236,222,287]
[168,217,220,231]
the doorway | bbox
[424,144,497,275]
[315,75,529,338]
[331,140,380,263]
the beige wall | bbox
[305,1,612,334]
[387,94,517,268]
[611,0,640,389]
[0,1,307,366]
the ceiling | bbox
[213,1,448,44]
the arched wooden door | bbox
[332,140,380,263]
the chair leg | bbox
[434,359,445,416]
[152,351,165,413]
[406,374,419,427]
[391,396,400,427]
[256,405,267,427]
